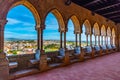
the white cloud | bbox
[7,18,21,25]
[4,31,19,38]
[7,18,35,26]
[4,31,37,39]
[23,22,34,26]
[45,25,59,30]
[23,14,34,19]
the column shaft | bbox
[86,35,88,46]
[40,28,43,51]
[95,36,96,46]
[64,32,66,49]
[98,36,100,46]
[60,32,63,48]
[75,34,78,47]
[102,36,103,45]
[37,29,40,50]
[90,34,92,46]
[79,33,81,47]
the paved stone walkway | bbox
[17,52,120,80]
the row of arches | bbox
[4,1,116,54]
[4,1,116,33]
[0,1,118,79]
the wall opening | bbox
[4,5,37,56]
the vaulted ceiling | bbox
[71,0,120,23]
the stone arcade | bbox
[0,0,120,80]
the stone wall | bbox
[8,54,35,71]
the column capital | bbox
[61,27,68,33]
[35,25,40,30]
[74,31,81,34]
[35,24,46,30]
[40,24,45,30]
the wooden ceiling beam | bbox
[112,18,120,20]
[102,10,120,16]
[84,0,100,7]
[109,15,120,19]
[94,3,120,12]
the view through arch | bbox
[66,19,75,50]
[4,5,37,55]
[81,24,87,47]
[43,12,60,52]
[92,29,95,46]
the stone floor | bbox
[17,52,120,80]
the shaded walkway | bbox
[17,52,120,80]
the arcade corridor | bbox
[17,52,120,80]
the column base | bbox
[39,50,48,72]
[0,57,9,80]
[64,50,70,65]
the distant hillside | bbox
[5,38,36,41]
[5,38,21,41]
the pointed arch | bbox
[83,19,91,34]
[9,0,41,28]
[93,23,100,36]
[43,12,60,52]
[70,15,81,33]
[101,25,106,36]
[45,9,65,32]
[107,27,111,37]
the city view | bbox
[4,5,88,55]
[4,39,88,55]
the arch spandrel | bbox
[7,0,41,29]
[46,9,65,32]
[93,23,100,36]
[70,15,81,33]
[83,19,91,34]
[101,25,106,36]
[107,27,111,37]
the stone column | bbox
[36,28,40,50]
[63,28,70,65]
[98,35,100,46]
[95,35,96,46]
[90,34,92,46]
[39,24,48,71]
[75,33,78,47]
[40,28,44,51]
[105,36,107,45]
[0,20,9,80]
[79,33,84,61]
[102,36,103,45]
[115,35,118,51]
[60,32,63,48]
[106,36,108,45]
[113,36,115,45]
[111,36,113,45]
[86,35,88,46]
[79,33,81,47]
[64,31,66,49]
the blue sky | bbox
[5,5,86,41]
